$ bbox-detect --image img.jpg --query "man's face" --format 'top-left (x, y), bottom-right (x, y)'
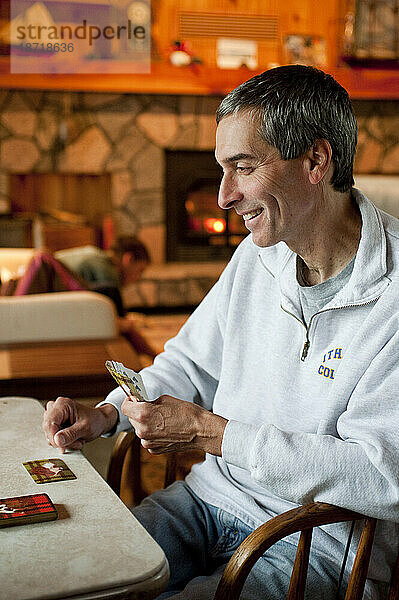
top-left (215, 112), bottom-right (315, 248)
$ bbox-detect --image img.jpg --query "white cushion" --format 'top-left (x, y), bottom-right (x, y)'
top-left (0, 291), bottom-right (118, 343)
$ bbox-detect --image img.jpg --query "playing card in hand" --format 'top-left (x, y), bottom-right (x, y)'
top-left (105, 360), bottom-right (150, 402)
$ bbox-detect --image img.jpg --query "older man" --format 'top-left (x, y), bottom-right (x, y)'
top-left (43, 66), bottom-right (399, 599)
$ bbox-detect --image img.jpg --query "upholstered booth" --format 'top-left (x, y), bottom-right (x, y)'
top-left (0, 249), bottom-right (141, 399)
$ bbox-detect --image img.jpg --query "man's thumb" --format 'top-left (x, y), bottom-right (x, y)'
top-left (54, 424), bottom-right (79, 447)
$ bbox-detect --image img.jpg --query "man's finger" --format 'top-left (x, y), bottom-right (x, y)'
top-left (141, 439), bottom-right (180, 452)
top-left (54, 422), bottom-right (83, 449)
top-left (121, 396), bottom-right (140, 416)
top-left (62, 439), bottom-right (84, 452)
top-left (43, 397), bottom-right (73, 444)
top-left (45, 420), bottom-right (62, 444)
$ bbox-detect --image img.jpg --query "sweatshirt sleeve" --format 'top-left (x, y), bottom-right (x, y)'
top-left (222, 325), bottom-right (399, 521)
top-left (97, 262), bottom-right (231, 436)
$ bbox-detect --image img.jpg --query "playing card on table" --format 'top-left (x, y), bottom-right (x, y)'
top-left (23, 458), bottom-right (77, 484)
top-left (105, 360), bottom-right (150, 402)
top-left (0, 493), bottom-right (57, 528)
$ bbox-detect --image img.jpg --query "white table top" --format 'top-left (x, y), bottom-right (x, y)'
top-left (0, 397), bottom-right (169, 600)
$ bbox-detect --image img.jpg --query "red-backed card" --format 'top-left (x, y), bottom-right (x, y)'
top-left (0, 493), bottom-right (57, 528)
top-left (23, 458), bottom-right (77, 484)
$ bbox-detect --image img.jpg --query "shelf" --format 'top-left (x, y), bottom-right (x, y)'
top-left (0, 60), bottom-right (254, 95)
top-left (333, 64), bottom-right (399, 99)
top-left (0, 59), bottom-right (399, 99)
top-left (341, 55), bottom-right (399, 70)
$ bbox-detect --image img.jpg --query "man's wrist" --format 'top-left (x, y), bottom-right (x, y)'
top-left (98, 404), bottom-right (119, 435)
top-left (198, 410), bottom-right (228, 456)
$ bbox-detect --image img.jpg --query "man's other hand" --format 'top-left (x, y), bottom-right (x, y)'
top-left (121, 395), bottom-right (227, 456)
top-left (42, 397), bottom-right (118, 453)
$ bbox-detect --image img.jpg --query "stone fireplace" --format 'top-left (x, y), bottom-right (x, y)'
top-left (0, 89), bottom-right (399, 305)
top-left (0, 90), bottom-right (229, 305)
top-left (0, 90), bottom-right (222, 266)
top-left (165, 149), bottom-right (247, 262)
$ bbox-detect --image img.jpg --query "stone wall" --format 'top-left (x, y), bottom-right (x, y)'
top-left (0, 89), bottom-right (398, 266)
top-left (0, 90), bottom-right (220, 264)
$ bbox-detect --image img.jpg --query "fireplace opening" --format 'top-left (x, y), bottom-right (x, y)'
top-left (166, 150), bottom-right (247, 262)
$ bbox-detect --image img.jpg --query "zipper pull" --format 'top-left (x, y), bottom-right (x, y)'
top-left (301, 339), bottom-right (310, 361)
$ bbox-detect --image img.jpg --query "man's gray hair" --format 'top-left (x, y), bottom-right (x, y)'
top-left (216, 65), bottom-right (357, 193)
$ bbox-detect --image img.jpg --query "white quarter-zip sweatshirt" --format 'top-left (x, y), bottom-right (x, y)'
top-left (101, 190), bottom-right (399, 589)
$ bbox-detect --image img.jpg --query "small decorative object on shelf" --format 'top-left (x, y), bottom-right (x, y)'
top-left (169, 40), bottom-right (202, 71)
top-left (341, 0), bottom-right (399, 66)
top-left (283, 35), bottom-right (327, 68)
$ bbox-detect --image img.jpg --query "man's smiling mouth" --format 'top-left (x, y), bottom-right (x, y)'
top-left (242, 208), bottom-right (264, 221)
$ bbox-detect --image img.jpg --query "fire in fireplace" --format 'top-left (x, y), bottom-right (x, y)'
top-left (166, 150), bottom-right (247, 262)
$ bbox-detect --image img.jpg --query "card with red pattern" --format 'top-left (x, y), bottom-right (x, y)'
top-left (0, 493), bottom-right (57, 528)
top-left (23, 458), bottom-right (77, 484)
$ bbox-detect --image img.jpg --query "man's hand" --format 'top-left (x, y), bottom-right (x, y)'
top-left (121, 395), bottom-right (227, 456)
top-left (42, 397), bottom-right (118, 453)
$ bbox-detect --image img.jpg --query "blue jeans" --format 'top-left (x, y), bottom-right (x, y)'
top-left (132, 480), bottom-right (358, 600)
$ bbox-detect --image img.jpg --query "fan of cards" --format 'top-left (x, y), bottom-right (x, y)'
top-left (105, 360), bottom-right (150, 402)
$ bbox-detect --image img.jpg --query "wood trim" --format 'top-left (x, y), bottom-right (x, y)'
top-left (0, 62), bottom-right (398, 98)
top-left (0, 373), bottom-right (116, 399)
top-left (0, 337), bottom-right (141, 379)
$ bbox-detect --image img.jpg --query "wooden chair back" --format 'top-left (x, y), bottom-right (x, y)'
top-left (214, 503), bottom-right (399, 600)
top-left (107, 432), bottom-right (399, 600)
top-left (106, 431), bottom-right (197, 504)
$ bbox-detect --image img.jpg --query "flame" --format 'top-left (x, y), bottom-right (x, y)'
top-left (204, 218), bottom-right (226, 233)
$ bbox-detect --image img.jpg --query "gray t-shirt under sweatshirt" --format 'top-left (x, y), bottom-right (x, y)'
top-left (296, 256), bottom-right (356, 326)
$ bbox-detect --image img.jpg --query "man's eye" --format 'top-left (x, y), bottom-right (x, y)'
top-left (236, 165), bottom-right (252, 174)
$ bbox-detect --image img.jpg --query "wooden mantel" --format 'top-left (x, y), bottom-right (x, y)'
top-left (1, 0), bottom-right (399, 99)
top-left (0, 60), bottom-right (399, 98)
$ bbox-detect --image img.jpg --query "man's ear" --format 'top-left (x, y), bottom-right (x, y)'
top-left (304, 139), bottom-right (332, 185)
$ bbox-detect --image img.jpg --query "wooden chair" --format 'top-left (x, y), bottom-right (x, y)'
top-left (106, 430), bottom-right (199, 504)
top-left (107, 431), bottom-right (399, 600)
top-left (214, 502), bottom-right (399, 600)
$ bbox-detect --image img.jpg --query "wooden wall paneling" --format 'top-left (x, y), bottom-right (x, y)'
top-left (35, 223), bottom-right (96, 251)
top-left (0, 0), bottom-right (398, 97)
top-left (10, 174), bottom-right (65, 214)
top-left (155, 0), bottom-right (341, 75)
top-left (62, 174), bottom-right (111, 227)
top-left (38, 174), bottom-right (65, 213)
top-left (9, 174), bottom-right (37, 213)
top-left (157, 0), bottom-right (282, 69)
top-left (9, 173), bottom-right (111, 226)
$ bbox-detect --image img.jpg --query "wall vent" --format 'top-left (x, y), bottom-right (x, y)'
top-left (179, 12), bottom-right (279, 40)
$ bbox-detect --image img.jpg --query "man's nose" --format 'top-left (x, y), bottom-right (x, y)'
top-left (218, 174), bottom-right (243, 210)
